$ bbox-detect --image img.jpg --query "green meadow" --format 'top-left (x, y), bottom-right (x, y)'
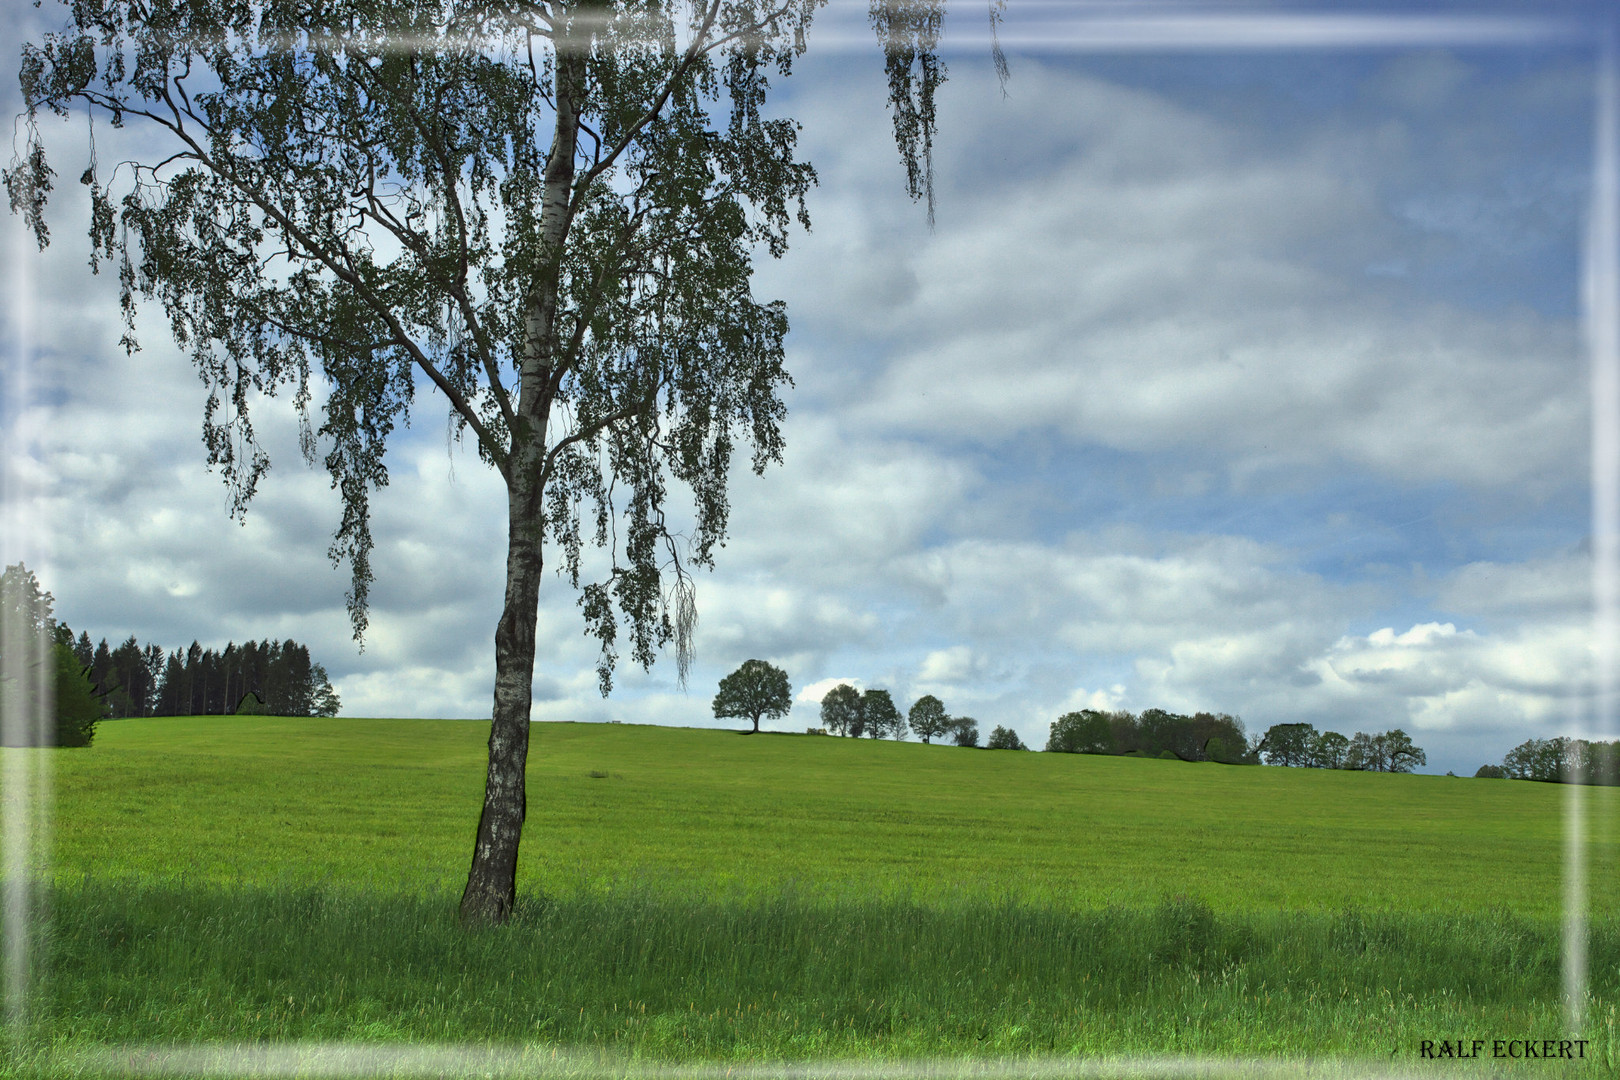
top-left (5, 715), bottom-right (1619, 1077)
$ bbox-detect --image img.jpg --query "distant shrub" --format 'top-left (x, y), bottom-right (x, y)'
top-left (986, 725), bottom-right (1027, 750)
top-left (1475, 764), bottom-right (1506, 779)
top-left (950, 717), bottom-right (979, 748)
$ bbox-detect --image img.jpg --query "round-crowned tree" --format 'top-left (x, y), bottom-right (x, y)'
top-left (712, 660), bottom-right (792, 734)
top-left (908, 694), bottom-right (949, 744)
top-left (820, 684), bottom-right (864, 737)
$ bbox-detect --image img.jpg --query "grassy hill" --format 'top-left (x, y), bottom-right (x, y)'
top-left (43, 715), bottom-right (1618, 916)
top-left (7, 716), bottom-right (1618, 1074)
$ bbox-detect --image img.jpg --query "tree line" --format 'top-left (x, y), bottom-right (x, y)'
top-left (1046, 709), bottom-right (1256, 763)
top-left (1, 563), bottom-right (340, 749)
top-left (57, 625), bottom-right (340, 720)
top-left (1250, 721), bottom-right (1426, 773)
top-left (709, 660), bottom-right (1024, 748)
top-left (710, 661), bottom-right (1442, 772)
top-left (1475, 738), bottom-right (1620, 786)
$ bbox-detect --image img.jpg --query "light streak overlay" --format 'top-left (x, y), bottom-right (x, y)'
top-left (2, 132), bottom-right (51, 1041)
top-left (7, 2), bottom-right (1608, 1075)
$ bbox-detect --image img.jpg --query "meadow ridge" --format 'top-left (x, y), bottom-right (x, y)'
top-left (5, 715), bottom-right (1619, 1076)
top-left (39, 716), bottom-right (1620, 915)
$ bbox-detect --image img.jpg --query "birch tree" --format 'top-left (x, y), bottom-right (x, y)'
top-left (10, 0), bottom-right (959, 923)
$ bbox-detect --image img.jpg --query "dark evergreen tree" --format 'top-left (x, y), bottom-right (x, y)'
top-left (52, 642), bottom-right (103, 746)
top-left (74, 630), bottom-right (94, 669)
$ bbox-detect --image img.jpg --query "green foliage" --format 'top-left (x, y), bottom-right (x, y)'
top-left (859, 688), bottom-right (903, 739)
top-left (907, 693), bottom-right (948, 743)
top-left (1345, 730), bottom-right (1426, 773)
top-left (1260, 723), bottom-right (1315, 767)
top-left (711, 659), bottom-right (792, 732)
top-left (1476, 764), bottom-right (1507, 779)
top-left (1046, 710), bottom-right (1115, 754)
top-left (819, 683), bottom-right (864, 738)
top-left (1308, 730), bottom-right (1350, 769)
top-left (7, 0), bottom-right (814, 680)
top-left (949, 716), bottom-right (979, 747)
top-left (51, 641), bottom-right (103, 747)
top-left (37, 877), bottom-right (1617, 1064)
top-left (1501, 737), bottom-right (1620, 785)
top-left (986, 724), bottom-right (1027, 750)
top-left (235, 691), bottom-right (270, 716)
top-left (1047, 708), bottom-right (1252, 762)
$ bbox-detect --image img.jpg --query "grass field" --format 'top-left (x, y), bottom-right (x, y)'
top-left (5, 715), bottom-right (1619, 1077)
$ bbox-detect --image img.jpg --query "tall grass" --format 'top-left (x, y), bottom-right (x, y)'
top-left (15, 877), bottom-right (1617, 1073)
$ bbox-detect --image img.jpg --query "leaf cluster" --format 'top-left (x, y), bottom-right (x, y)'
top-left (10, 1), bottom-right (822, 687)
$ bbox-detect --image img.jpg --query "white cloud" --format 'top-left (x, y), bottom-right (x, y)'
top-left (2, 32), bottom-right (1597, 781)
top-left (770, 58), bottom-right (1584, 499)
top-left (797, 677), bottom-right (865, 704)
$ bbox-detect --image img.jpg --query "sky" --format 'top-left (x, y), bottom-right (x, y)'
top-left (2, 0), bottom-right (1616, 777)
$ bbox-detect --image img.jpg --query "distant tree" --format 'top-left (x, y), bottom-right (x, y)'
top-left (820, 684), bottom-right (865, 738)
top-left (1, 563), bottom-right (56, 746)
top-left (141, 644), bottom-right (165, 713)
top-left (1259, 723), bottom-right (1316, 767)
top-left (1344, 732), bottom-right (1380, 771)
top-left (0, 563), bottom-right (55, 641)
top-left (908, 694), bottom-right (950, 744)
top-left (950, 717), bottom-right (980, 748)
top-left (102, 635), bottom-right (149, 718)
top-left (1307, 730), bottom-right (1350, 769)
top-left (1503, 737), bottom-right (1562, 782)
top-left (1383, 729), bottom-right (1426, 773)
top-left (73, 630), bottom-right (94, 669)
top-left (311, 664), bottom-right (342, 718)
top-left (1108, 710), bottom-right (1143, 755)
top-left (1474, 764), bottom-right (1506, 779)
top-left (861, 689), bottom-right (904, 739)
top-left (1138, 708), bottom-right (1196, 760)
top-left (1046, 710), bottom-right (1115, 754)
top-left (712, 659), bottom-right (792, 733)
top-left (986, 724), bottom-right (1027, 750)
top-left (1342, 731), bottom-right (1423, 773)
top-left (1192, 712), bottom-right (1252, 763)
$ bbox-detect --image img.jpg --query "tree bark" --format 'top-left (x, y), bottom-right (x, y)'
top-left (458, 32), bottom-right (585, 926)
top-left (459, 475), bottom-right (546, 924)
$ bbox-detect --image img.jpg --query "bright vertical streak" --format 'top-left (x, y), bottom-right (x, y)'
top-left (1, 160), bottom-right (50, 1041)
top-left (1577, 28), bottom-right (1620, 1036)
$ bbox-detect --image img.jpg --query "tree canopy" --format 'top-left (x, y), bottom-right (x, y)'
top-left (712, 659), bottom-right (791, 732)
top-left (860, 688), bottom-right (903, 739)
top-left (985, 724), bottom-right (1026, 750)
top-left (820, 683), bottom-right (864, 738)
top-left (907, 694), bottom-right (948, 743)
